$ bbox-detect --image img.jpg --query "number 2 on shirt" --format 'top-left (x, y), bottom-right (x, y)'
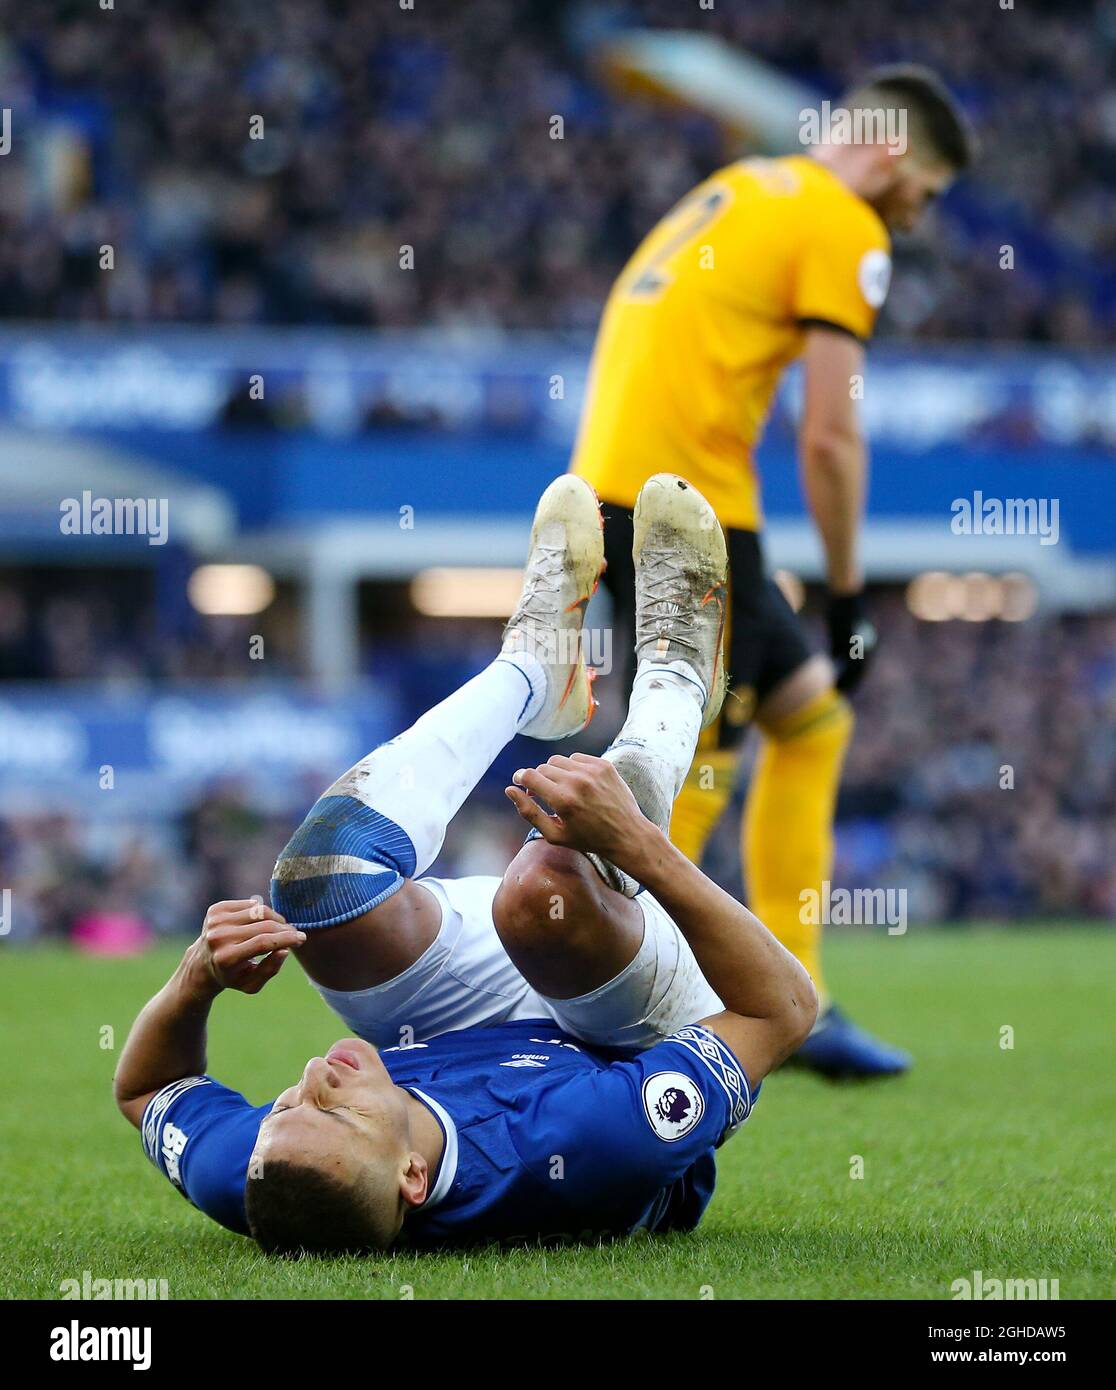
top-left (624, 184), bottom-right (733, 301)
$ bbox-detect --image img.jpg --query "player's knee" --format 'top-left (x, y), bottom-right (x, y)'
top-left (830, 689), bottom-right (854, 744)
top-left (792, 973), bottom-right (820, 1046)
top-left (270, 794), bottom-right (417, 931)
top-left (493, 842), bottom-right (597, 946)
top-left (761, 684), bottom-right (853, 750)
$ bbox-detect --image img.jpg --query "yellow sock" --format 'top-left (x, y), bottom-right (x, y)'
top-left (669, 743), bottom-right (739, 866)
top-left (743, 689), bottom-right (853, 1001)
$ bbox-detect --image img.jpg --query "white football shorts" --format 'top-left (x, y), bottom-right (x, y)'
top-left (313, 873), bottom-right (723, 1054)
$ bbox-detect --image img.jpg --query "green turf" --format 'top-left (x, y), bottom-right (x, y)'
top-left (2, 928), bottom-right (1113, 1300)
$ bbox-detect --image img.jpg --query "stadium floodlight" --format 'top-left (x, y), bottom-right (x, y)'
top-left (188, 563), bottom-right (276, 616)
top-left (905, 570), bottom-right (1038, 623)
top-left (411, 567), bottom-right (525, 619)
top-left (999, 572), bottom-right (1039, 622)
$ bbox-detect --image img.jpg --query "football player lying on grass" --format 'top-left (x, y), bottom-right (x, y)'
top-left (115, 476), bottom-right (816, 1251)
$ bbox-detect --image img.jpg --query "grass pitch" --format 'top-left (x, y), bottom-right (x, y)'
top-left (2, 928), bottom-right (1112, 1300)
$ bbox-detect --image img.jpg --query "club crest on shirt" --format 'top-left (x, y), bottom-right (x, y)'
top-left (642, 1072), bottom-right (704, 1141)
top-left (858, 248), bottom-right (892, 309)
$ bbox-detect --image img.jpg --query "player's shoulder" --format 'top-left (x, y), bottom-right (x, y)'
top-left (620, 1023), bottom-right (754, 1130)
top-left (141, 1075), bottom-right (219, 1165)
top-left (139, 1074), bottom-right (268, 1236)
top-left (797, 156), bottom-right (890, 248)
top-left (712, 156), bottom-right (887, 243)
top-left (712, 154), bottom-right (792, 182)
top-left (560, 1023), bottom-right (757, 1151)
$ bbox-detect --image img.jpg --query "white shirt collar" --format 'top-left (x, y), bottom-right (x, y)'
top-left (407, 1087), bottom-right (458, 1210)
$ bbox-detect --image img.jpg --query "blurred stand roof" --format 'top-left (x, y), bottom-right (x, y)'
top-left (0, 429), bottom-right (235, 558)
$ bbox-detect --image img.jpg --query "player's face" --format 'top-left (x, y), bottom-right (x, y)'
top-left (268, 1036), bottom-right (400, 1113)
top-left (875, 153), bottom-right (954, 232)
top-left (254, 1038), bottom-right (414, 1198)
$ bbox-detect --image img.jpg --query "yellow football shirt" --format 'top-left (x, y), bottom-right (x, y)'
top-left (570, 155), bottom-right (891, 532)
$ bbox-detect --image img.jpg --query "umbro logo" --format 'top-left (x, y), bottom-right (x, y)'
top-left (500, 1053), bottom-right (550, 1068)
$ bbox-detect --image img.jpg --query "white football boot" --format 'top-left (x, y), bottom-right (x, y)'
top-left (632, 473), bottom-right (728, 728)
top-left (501, 475), bottom-right (605, 740)
top-left (586, 473), bottom-right (729, 896)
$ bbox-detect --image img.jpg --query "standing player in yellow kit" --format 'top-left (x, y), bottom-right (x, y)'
top-left (572, 67), bottom-right (974, 1077)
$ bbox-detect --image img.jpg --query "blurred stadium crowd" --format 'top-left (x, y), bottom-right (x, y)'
top-left (2, 582), bottom-right (1114, 941)
top-left (0, 578), bottom-right (301, 682)
top-left (0, 0), bottom-right (1112, 343)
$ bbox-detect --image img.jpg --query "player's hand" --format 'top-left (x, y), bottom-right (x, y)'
top-left (826, 590), bottom-right (878, 694)
top-left (505, 753), bottom-right (647, 862)
top-left (191, 899), bottom-right (306, 995)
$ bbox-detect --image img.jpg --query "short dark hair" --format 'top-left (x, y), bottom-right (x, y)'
top-left (845, 65), bottom-right (977, 170)
top-left (245, 1159), bottom-right (398, 1256)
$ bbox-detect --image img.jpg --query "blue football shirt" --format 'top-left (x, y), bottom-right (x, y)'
top-left (141, 1019), bottom-right (756, 1245)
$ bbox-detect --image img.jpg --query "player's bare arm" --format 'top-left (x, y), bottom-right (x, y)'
top-left (799, 325), bottom-right (881, 693)
top-left (113, 902), bottom-right (305, 1128)
top-left (800, 325), bottom-right (868, 597)
top-left (507, 753), bottom-right (817, 1081)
